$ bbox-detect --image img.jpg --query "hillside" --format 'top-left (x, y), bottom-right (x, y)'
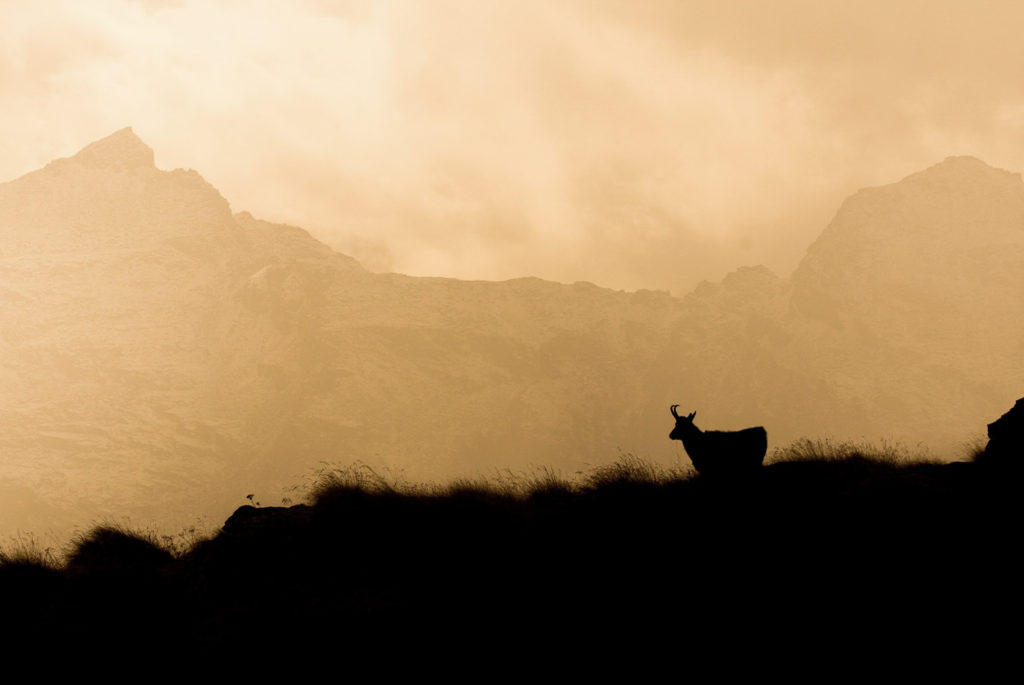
top-left (1, 451), bottom-right (1018, 665)
top-left (2, 130), bottom-right (1023, 540)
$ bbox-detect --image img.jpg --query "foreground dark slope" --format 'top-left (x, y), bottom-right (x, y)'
top-left (2, 453), bottom-right (1019, 660)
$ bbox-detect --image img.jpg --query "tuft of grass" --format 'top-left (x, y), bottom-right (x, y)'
top-left (470, 465), bottom-right (573, 499)
top-left (65, 523), bottom-right (174, 575)
top-left (0, 532), bottom-right (62, 570)
top-left (307, 461), bottom-right (416, 504)
top-left (584, 452), bottom-right (688, 488)
top-left (961, 436), bottom-right (988, 463)
top-left (520, 465), bottom-right (575, 501)
top-left (436, 465), bottom-right (578, 502)
top-left (440, 476), bottom-right (500, 499)
top-left (160, 523), bottom-right (214, 559)
top-left (768, 437), bottom-right (932, 466)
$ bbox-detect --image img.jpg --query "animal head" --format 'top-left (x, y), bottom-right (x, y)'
top-left (669, 404), bottom-right (697, 440)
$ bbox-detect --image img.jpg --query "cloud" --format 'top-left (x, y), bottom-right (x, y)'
top-left (3, 0), bottom-right (1024, 292)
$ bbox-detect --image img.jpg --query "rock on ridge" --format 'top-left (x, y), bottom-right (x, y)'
top-left (981, 397), bottom-right (1024, 469)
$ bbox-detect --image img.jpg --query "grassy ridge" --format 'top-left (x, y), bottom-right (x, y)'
top-left (1, 443), bottom-right (1019, 664)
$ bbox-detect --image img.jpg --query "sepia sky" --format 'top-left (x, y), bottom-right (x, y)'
top-left (3, 0), bottom-right (1024, 293)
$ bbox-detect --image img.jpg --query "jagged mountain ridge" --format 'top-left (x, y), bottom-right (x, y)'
top-left (1, 131), bottom-right (1021, 539)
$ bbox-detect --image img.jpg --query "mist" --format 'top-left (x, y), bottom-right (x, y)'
top-left (4, 0), bottom-right (1024, 293)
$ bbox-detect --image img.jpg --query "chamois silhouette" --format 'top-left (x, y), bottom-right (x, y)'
top-left (669, 405), bottom-right (767, 476)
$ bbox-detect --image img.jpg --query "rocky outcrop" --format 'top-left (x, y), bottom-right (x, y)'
top-left (981, 397), bottom-right (1024, 468)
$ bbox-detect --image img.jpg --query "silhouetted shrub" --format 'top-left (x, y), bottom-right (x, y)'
top-left (65, 525), bottom-right (174, 577)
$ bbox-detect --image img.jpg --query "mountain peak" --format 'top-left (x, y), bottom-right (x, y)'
top-left (71, 127), bottom-right (155, 170)
top-left (901, 155), bottom-right (1021, 188)
top-left (792, 154), bottom-right (1024, 329)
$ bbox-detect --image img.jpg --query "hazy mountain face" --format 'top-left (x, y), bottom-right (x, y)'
top-left (0, 129), bottom-right (361, 535)
top-left (790, 156), bottom-right (1024, 444)
top-left (1, 131), bottom-right (1021, 541)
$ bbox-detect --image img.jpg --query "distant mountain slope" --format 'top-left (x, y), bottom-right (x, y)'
top-left (2, 131), bottom-right (1022, 539)
top-left (790, 156), bottom-right (1024, 445)
top-left (0, 129), bottom-right (686, 536)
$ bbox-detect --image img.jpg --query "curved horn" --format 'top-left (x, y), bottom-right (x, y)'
top-left (670, 404), bottom-right (680, 418)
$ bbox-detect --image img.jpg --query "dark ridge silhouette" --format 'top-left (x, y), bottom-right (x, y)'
top-left (0, 447), bottom-right (1019, 666)
top-left (669, 405), bottom-right (767, 475)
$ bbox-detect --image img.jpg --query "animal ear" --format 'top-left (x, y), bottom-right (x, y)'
top-left (688, 411), bottom-right (696, 421)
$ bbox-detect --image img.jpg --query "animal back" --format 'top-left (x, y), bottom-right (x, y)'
top-left (694, 426), bottom-right (767, 474)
